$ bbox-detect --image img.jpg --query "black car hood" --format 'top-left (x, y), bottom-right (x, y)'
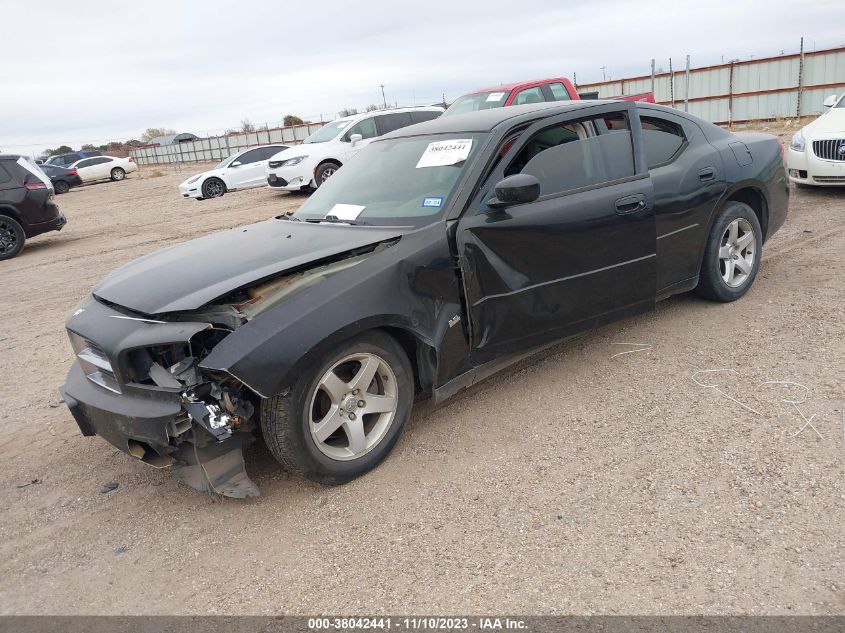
top-left (94, 219), bottom-right (406, 314)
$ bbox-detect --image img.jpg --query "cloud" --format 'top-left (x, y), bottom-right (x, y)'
top-left (1, 0), bottom-right (843, 155)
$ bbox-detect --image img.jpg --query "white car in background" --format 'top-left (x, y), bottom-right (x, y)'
top-left (68, 155), bottom-right (138, 183)
top-left (787, 93), bottom-right (845, 186)
top-left (178, 144), bottom-right (288, 200)
top-left (265, 106), bottom-right (443, 191)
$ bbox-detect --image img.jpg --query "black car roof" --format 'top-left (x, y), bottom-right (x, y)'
top-left (383, 100), bottom-right (708, 138)
top-left (0, 154), bottom-right (22, 160)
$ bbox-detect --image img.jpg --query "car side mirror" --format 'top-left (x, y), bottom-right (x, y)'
top-left (487, 174), bottom-right (540, 209)
top-left (823, 94), bottom-right (838, 108)
top-left (230, 161), bottom-right (242, 167)
top-left (349, 133), bottom-right (363, 146)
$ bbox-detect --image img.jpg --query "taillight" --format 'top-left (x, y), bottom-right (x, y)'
top-left (25, 181), bottom-right (47, 190)
top-left (128, 157), bottom-right (135, 162)
top-left (68, 169), bottom-right (78, 175)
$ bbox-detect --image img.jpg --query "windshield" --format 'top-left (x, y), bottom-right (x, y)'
top-left (291, 133), bottom-right (484, 227)
top-left (444, 91), bottom-right (509, 116)
top-left (303, 119), bottom-right (351, 144)
top-left (835, 95), bottom-right (845, 108)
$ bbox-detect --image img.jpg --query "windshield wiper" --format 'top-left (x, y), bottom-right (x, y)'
top-left (304, 217), bottom-right (365, 226)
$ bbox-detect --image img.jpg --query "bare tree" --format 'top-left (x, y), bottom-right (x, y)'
top-left (338, 107), bottom-right (358, 117)
top-left (240, 118), bottom-right (256, 133)
top-left (140, 127), bottom-right (178, 143)
top-left (365, 104), bottom-right (379, 112)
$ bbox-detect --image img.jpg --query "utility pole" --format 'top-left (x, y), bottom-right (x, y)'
top-left (380, 84), bottom-right (387, 108)
top-left (600, 66), bottom-right (607, 81)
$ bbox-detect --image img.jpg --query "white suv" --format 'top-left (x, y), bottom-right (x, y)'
top-left (265, 106), bottom-right (443, 191)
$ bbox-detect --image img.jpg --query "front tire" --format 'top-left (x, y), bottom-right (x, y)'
top-left (54, 180), bottom-right (70, 194)
top-left (261, 331), bottom-right (413, 484)
top-left (0, 215), bottom-right (26, 260)
top-left (110, 167), bottom-right (126, 181)
top-left (202, 177), bottom-right (226, 199)
top-left (695, 201), bottom-right (762, 302)
top-left (314, 161), bottom-right (341, 187)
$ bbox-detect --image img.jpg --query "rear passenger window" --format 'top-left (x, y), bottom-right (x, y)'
top-left (410, 110), bottom-right (441, 124)
top-left (548, 83), bottom-right (570, 101)
top-left (513, 87), bottom-right (544, 105)
top-left (76, 158), bottom-right (96, 168)
top-left (641, 116), bottom-right (686, 168)
top-left (505, 112), bottom-right (634, 196)
top-left (375, 112), bottom-right (413, 135)
top-left (0, 163), bottom-right (11, 184)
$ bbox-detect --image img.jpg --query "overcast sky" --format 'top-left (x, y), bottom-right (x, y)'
top-left (1, 0), bottom-right (843, 156)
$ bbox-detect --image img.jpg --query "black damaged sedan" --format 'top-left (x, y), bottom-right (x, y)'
top-left (60, 101), bottom-right (788, 496)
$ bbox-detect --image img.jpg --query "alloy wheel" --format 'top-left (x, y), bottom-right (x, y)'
top-left (308, 353), bottom-right (398, 461)
top-left (320, 167), bottom-right (336, 182)
top-left (719, 218), bottom-right (756, 288)
top-left (205, 180), bottom-right (224, 197)
top-left (0, 220), bottom-right (18, 255)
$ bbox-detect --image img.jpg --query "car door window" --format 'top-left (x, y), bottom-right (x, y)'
top-left (505, 112), bottom-right (635, 196)
top-left (76, 158), bottom-right (97, 168)
top-left (91, 157), bottom-right (111, 166)
top-left (234, 149), bottom-right (263, 165)
top-left (374, 112), bottom-right (413, 136)
top-left (345, 117), bottom-right (378, 140)
top-left (0, 162), bottom-right (12, 184)
top-left (640, 116), bottom-right (687, 168)
top-left (513, 87), bottom-right (545, 105)
top-left (260, 146), bottom-right (285, 160)
top-left (410, 110), bottom-right (441, 124)
top-left (548, 82), bottom-right (571, 101)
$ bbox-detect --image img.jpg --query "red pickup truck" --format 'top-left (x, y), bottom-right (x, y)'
top-left (443, 76), bottom-right (654, 116)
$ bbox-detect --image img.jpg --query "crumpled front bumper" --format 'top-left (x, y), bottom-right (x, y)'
top-left (60, 362), bottom-right (182, 460)
top-left (58, 296), bottom-right (259, 497)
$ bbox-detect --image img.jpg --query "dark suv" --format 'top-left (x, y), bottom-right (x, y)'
top-left (0, 155), bottom-right (66, 260)
top-left (44, 150), bottom-right (102, 167)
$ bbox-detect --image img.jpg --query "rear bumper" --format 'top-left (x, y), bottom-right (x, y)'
top-left (25, 210), bottom-right (66, 238)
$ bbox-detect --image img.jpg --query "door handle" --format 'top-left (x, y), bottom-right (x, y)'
top-left (698, 167), bottom-right (716, 181)
top-left (615, 194), bottom-right (646, 214)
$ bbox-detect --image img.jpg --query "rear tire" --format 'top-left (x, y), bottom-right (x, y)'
top-left (110, 167), bottom-right (125, 181)
top-left (54, 180), bottom-right (70, 194)
top-left (695, 201), bottom-right (762, 302)
top-left (202, 177), bottom-right (226, 199)
top-left (261, 331), bottom-right (413, 485)
top-left (0, 215), bottom-right (25, 260)
top-left (314, 161), bottom-right (341, 187)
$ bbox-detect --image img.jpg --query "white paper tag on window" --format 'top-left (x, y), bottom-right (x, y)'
top-left (326, 204), bottom-right (365, 220)
top-left (416, 139), bottom-right (473, 168)
top-left (486, 92), bottom-right (505, 102)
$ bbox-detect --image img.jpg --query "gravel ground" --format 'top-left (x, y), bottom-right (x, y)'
top-left (0, 152), bottom-right (843, 615)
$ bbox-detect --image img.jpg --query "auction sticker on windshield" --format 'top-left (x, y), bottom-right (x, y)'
top-left (416, 139), bottom-right (473, 168)
top-left (326, 204), bottom-right (365, 220)
top-left (421, 196), bottom-right (444, 208)
top-left (486, 92), bottom-right (505, 102)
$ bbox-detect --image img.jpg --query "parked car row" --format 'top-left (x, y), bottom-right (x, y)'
top-left (65, 99), bottom-right (789, 497)
top-left (178, 76), bottom-right (663, 202)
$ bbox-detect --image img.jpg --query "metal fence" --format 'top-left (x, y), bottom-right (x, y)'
top-left (130, 122), bottom-right (326, 165)
top-left (575, 45), bottom-right (845, 125)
